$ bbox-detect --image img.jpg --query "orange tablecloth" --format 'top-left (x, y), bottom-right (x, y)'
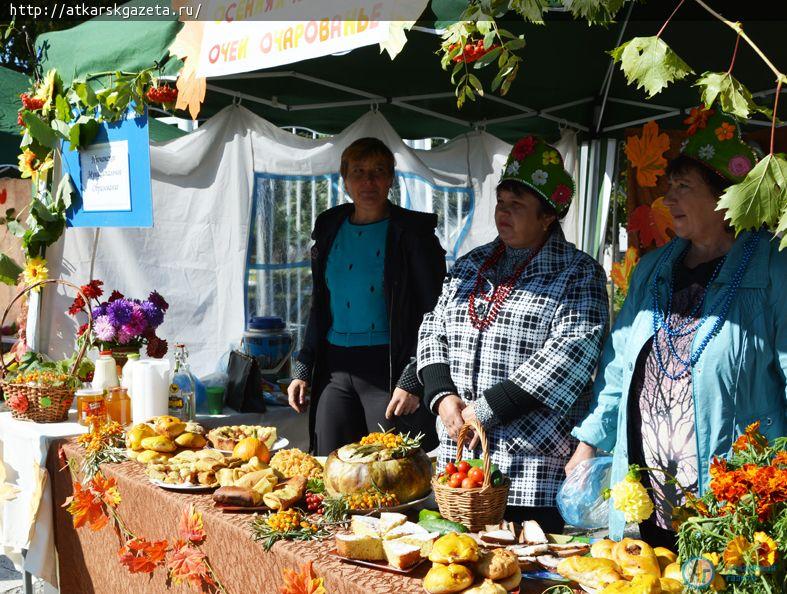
top-left (47, 439), bottom-right (558, 594)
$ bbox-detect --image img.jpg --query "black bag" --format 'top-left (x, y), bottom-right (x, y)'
top-left (224, 350), bottom-right (267, 413)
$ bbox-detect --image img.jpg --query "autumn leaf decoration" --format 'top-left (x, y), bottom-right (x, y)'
top-left (280, 561), bottom-right (326, 594)
top-left (628, 196), bottom-right (674, 248)
top-left (168, 20), bottom-right (206, 120)
top-left (611, 247), bottom-right (640, 297)
top-left (625, 120), bottom-right (670, 188)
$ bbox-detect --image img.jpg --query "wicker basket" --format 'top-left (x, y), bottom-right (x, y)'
top-left (0, 279), bottom-right (92, 423)
top-left (432, 418), bottom-right (509, 532)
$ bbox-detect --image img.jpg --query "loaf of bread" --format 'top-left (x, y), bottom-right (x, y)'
top-left (212, 486), bottom-right (262, 507)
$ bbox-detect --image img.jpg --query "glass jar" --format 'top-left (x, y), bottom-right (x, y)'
top-left (106, 386), bottom-right (132, 426)
top-left (76, 388), bottom-right (107, 427)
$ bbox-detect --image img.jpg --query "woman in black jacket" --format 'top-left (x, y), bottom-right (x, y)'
top-left (287, 137), bottom-right (445, 455)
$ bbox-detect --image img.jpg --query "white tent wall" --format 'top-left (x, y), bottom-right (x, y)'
top-left (38, 105), bottom-right (590, 376)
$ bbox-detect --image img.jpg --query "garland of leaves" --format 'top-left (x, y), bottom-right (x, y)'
top-left (438, 0), bottom-right (787, 247)
top-left (5, 65), bottom-right (177, 270)
top-left (62, 422), bottom-right (229, 593)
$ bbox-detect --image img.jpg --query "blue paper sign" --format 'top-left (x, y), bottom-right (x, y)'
top-left (62, 107), bottom-right (153, 228)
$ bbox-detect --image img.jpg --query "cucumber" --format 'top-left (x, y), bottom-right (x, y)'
top-left (418, 517), bottom-right (469, 535)
top-left (418, 509), bottom-right (443, 522)
top-left (466, 458), bottom-right (505, 487)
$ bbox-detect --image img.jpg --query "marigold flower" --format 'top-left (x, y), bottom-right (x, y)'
top-left (610, 475), bottom-right (654, 523)
top-left (754, 532), bottom-right (778, 567)
top-left (723, 535), bottom-right (751, 567)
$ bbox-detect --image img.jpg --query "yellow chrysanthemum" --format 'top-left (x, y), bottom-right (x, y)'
top-left (754, 532), bottom-right (778, 567)
top-left (723, 535), bottom-right (750, 567)
top-left (610, 475), bottom-right (654, 523)
top-left (22, 257), bottom-right (48, 290)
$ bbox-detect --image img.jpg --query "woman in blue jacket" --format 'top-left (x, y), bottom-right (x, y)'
top-left (568, 108), bottom-right (787, 548)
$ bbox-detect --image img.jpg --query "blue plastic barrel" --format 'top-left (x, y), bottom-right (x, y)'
top-left (243, 316), bottom-right (293, 373)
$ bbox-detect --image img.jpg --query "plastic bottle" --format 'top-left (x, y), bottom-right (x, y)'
top-left (121, 352), bottom-right (140, 392)
top-left (92, 350), bottom-right (119, 393)
top-left (169, 343), bottom-right (196, 421)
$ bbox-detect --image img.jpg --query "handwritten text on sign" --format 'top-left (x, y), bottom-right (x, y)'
top-left (79, 141), bottom-right (131, 212)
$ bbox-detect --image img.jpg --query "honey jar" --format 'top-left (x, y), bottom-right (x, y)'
top-left (75, 388), bottom-right (106, 426)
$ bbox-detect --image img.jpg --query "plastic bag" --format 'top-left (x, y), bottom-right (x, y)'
top-left (557, 455), bottom-right (613, 529)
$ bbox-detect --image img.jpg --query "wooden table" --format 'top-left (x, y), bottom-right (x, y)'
top-left (47, 439), bottom-right (561, 594)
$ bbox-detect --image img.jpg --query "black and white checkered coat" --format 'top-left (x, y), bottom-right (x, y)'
top-left (417, 228), bottom-right (609, 507)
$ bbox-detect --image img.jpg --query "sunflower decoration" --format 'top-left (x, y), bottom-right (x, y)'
top-left (22, 257), bottom-right (49, 290)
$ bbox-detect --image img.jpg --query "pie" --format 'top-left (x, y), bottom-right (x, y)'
top-left (207, 425), bottom-right (277, 451)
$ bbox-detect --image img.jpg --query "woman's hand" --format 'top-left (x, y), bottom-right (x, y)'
top-left (437, 395), bottom-right (466, 440)
top-left (287, 379), bottom-right (309, 413)
top-left (385, 388), bottom-right (420, 419)
top-left (565, 441), bottom-right (597, 477)
top-left (460, 404), bottom-right (480, 449)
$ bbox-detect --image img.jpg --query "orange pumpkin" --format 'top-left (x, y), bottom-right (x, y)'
top-left (232, 437), bottom-right (270, 463)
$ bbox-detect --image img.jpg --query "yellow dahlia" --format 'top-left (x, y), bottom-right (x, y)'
top-left (610, 475), bottom-right (654, 523)
top-left (22, 257), bottom-right (48, 290)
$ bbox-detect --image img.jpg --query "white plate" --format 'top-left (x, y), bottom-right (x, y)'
top-left (348, 492), bottom-right (432, 514)
top-left (149, 478), bottom-right (218, 492)
top-left (214, 436), bottom-right (289, 455)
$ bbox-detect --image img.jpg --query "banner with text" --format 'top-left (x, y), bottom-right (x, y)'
top-left (196, 0), bottom-right (429, 78)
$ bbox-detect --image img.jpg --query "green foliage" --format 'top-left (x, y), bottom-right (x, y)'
top-left (563, 0), bottom-right (627, 25)
top-left (0, 253), bottom-right (23, 286)
top-left (717, 154), bottom-right (787, 236)
top-left (610, 36), bottom-right (694, 98)
top-left (695, 71), bottom-right (773, 120)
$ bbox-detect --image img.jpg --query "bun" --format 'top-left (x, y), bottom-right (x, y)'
top-left (429, 533), bottom-right (479, 564)
top-left (423, 563), bottom-right (474, 594)
top-left (473, 548), bottom-right (518, 580)
top-left (212, 486), bottom-right (262, 507)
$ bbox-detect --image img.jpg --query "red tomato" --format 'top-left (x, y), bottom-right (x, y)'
top-left (457, 460), bottom-right (471, 474)
top-left (468, 467), bottom-right (484, 483)
top-left (461, 477), bottom-right (477, 489)
top-left (452, 471), bottom-right (467, 483)
top-left (445, 462), bottom-right (457, 475)
top-left (448, 474), bottom-right (463, 488)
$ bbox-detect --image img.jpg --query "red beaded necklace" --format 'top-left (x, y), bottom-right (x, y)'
top-left (468, 241), bottom-right (543, 331)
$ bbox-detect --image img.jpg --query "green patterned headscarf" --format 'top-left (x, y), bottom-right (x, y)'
top-left (681, 106), bottom-right (758, 183)
top-left (499, 136), bottom-right (575, 218)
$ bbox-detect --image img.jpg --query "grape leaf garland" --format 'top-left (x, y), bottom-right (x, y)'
top-left (695, 71), bottom-right (773, 120)
top-left (717, 153), bottom-right (787, 234)
top-left (610, 36), bottom-right (694, 98)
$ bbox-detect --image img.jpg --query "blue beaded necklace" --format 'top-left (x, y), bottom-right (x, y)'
top-left (650, 233), bottom-right (760, 380)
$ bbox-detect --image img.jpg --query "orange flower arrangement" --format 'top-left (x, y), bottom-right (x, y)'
top-left (677, 422), bottom-right (787, 590)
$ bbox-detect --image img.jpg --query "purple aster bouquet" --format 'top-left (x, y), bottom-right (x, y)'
top-left (67, 280), bottom-right (169, 358)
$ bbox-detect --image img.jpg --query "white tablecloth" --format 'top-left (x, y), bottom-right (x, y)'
top-left (0, 404), bottom-right (308, 588)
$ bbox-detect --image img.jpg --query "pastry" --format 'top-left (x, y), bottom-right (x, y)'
top-left (393, 532), bottom-right (439, 557)
top-left (350, 516), bottom-right (381, 538)
top-left (654, 546), bottom-right (677, 572)
top-left (270, 448), bottom-right (323, 479)
top-left (473, 548), bottom-right (519, 580)
top-left (382, 540), bottom-right (421, 569)
top-left (262, 476), bottom-right (306, 510)
top-left (136, 450), bottom-right (173, 464)
top-left (335, 533), bottom-right (385, 562)
top-left (213, 486), bottom-right (262, 507)
top-left (379, 512), bottom-right (408, 534)
top-left (662, 562), bottom-right (683, 582)
top-left (383, 522), bottom-right (428, 540)
top-left (140, 435), bottom-right (177, 453)
top-left (591, 539), bottom-right (616, 561)
top-left (659, 577), bottom-right (685, 594)
top-left (612, 538), bottom-right (661, 578)
top-left (423, 563), bottom-right (474, 594)
top-left (600, 574), bottom-right (661, 594)
top-left (460, 579), bottom-right (506, 594)
top-left (207, 425), bottom-right (277, 451)
top-left (174, 432), bottom-right (207, 449)
top-left (154, 416), bottom-right (187, 439)
top-left (496, 568), bottom-right (522, 591)
top-left (126, 423), bottom-right (156, 450)
top-left (429, 533), bottom-right (479, 564)
top-left (556, 556), bottom-right (624, 589)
